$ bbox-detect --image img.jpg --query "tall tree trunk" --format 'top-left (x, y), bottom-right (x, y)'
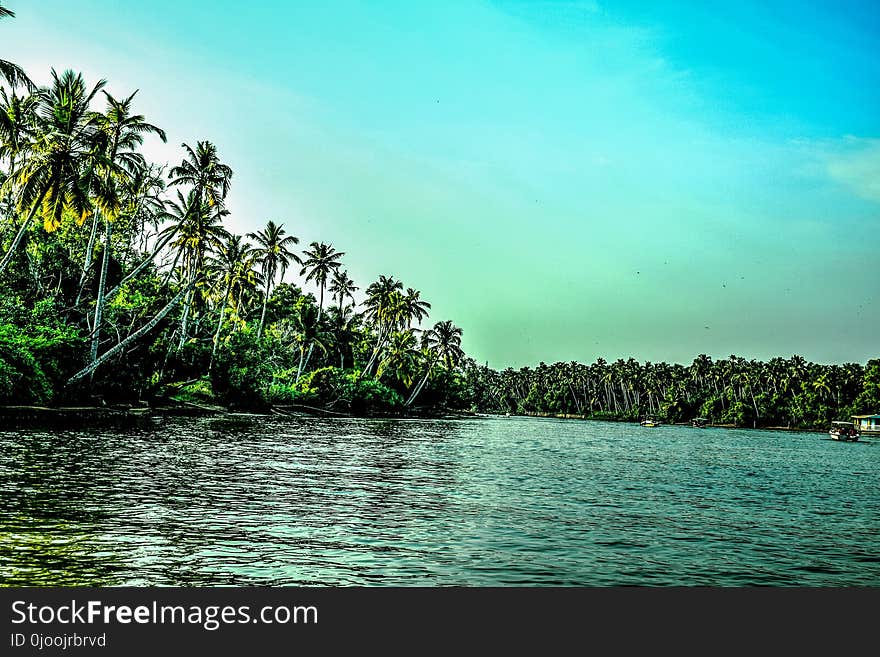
top-left (104, 229), bottom-right (176, 300)
top-left (68, 281), bottom-right (195, 385)
top-left (361, 324), bottom-right (387, 379)
top-left (299, 285), bottom-right (324, 378)
top-left (257, 283), bottom-right (270, 340)
top-left (90, 217), bottom-right (112, 364)
top-left (76, 211), bottom-right (101, 307)
top-left (1, 154), bottom-right (16, 232)
top-left (178, 282), bottom-right (193, 350)
top-left (210, 284), bottom-right (232, 366)
top-left (294, 345), bottom-right (306, 383)
top-left (406, 356), bottom-right (437, 407)
top-left (0, 187), bottom-right (48, 275)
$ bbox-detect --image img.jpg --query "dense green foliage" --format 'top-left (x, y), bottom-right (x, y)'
top-left (0, 7), bottom-right (467, 415)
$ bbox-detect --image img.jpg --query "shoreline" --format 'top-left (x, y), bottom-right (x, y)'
top-left (0, 404), bottom-right (853, 435)
top-left (0, 403), bottom-right (478, 428)
top-left (509, 410), bottom-right (835, 434)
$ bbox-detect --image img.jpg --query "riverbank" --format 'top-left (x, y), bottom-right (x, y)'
top-left (0, 404), bottom-right (835, 433)
top-left (513, 410), bottom-right (830, 434)
top-left (0, 401), bottom-right (478, 429)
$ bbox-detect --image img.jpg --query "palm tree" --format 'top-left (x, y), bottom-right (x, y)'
top-left (67, 276), bottom-right (198, 384)
top-left (168, 140), bottom-right (232, 209)
top-left (0, 70), bottom-right (106, 275)
top-left (329, 269), bottom-right (358, 314)
top-left (299, 241), bottom-right (344, 321)
top-left (0, 4), bottom-right (34, 91)
top-left (247, 220), bottom-right (300, 339)
top-left (402, 287), bottom-right (431, 328)
top-left (361, 275), bottom-right (405, 377)
top-left (157, 188), bottom-right (230, 348)
top-left (209, 233), bottom-right (256, 363)
top-left (406, 320), bottom-right (463, 406)
top-left (287, 302), bottom-right (330, 383)
top-left (327, 303), bottom-right (360, 369)
top-left (0, 88), bottom-right (37, 225)
top-left (88, 90), bottom-right (166, 363)
top-left (123, 163), bottom-right (167, 251)
top-left (298, 241), bottom-right (344, 375)
top-left (101, 164), bottom-right (170, 301)
top-left (377, 330), bottom-right (420, 386)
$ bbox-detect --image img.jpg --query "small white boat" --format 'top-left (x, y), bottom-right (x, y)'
top-left (829, 421), bottom-right (859, 442)
top-left (640, 416), bottom-right (662, 427)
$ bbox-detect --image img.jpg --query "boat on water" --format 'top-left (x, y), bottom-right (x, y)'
top-left (640, 416), bottom-right (662, 427)
top-left (829, 421), bottom-right (860, 442)
top-left (691, 417), bottom-right (708, 428)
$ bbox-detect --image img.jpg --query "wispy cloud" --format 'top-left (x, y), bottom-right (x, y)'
top-left (824, 137), bottom-right (880, 202)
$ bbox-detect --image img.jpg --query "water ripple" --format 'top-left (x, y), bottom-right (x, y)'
top-left (1, 417), bottom-right (878, 586)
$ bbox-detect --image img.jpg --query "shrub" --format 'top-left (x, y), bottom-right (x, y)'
top-left (0, 322), bottom-right (84, 404)
top-left (211, 329), bottom-right (271, 409)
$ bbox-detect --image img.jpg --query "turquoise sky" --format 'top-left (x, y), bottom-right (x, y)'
top-left (4, 0), bottom-right (879, 367)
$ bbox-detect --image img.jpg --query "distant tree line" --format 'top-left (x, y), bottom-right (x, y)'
top-left (463, 355), bottom-right (880, 429)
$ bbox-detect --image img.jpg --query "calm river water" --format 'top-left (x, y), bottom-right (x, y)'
top-left (1, 415), bottom-right (878, 586)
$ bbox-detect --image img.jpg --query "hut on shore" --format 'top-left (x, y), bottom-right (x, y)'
top-left (851, 413), bottom-right (880, 435)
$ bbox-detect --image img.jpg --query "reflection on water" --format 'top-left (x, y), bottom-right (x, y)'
top-left (1, 415), bottom-right (878, 586)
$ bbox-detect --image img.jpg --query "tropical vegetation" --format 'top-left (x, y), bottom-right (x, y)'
top-left (0, 5), bottom-right (468, 415)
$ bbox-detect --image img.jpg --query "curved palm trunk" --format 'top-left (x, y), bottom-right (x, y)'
top-left (1, 155), bottom-right (17, 239)
top-left (210, 284), bottom-right (232, 366)
top-left (75, 211), bottom-right (101, 308)
top-left (105, 229), bottom-right (176, 300)
top-left (89, 217), bottom-right (112, 364)
top-left (0, 187), bottom-right (48, 275)
top-left (177, 260), bottom-right (197, 351)
top-left (68, 280), bottom-right (195, 385)
top-left (361, 326), bottom-right (388, 380)
top-left (177, 289), bottom-right (192, 350)
top-left (257, 282), bottom-right (271, 340)
top-left (300, 285), bottom-right (324, 376)
top-left (294, 344), bottom-right (306, 384)
top-left (405, 356), bottom-right (437, 407)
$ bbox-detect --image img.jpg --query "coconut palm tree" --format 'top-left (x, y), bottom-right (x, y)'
top-left (0, 70), bottom-right (106, 275)
top-left (299, 242), bottom-right (344, 321)
top-left (377, 330), bottom-right (420, 387)
top-left (361, 275), bottom-right (405, 377)
top-left (168, 140), bottom-right (232, 210)
top-left (402, 287), bottom-right (431, 328)
top-left (288, 301), bottom-right (330, 383)
top-left (88, 90), bottom-right (166, 363)
top-left (329, 268), bottom-right (358, 314)
top-left (157, 188), bottom-right (230, 348)
top-left (327, 303), bottom-right (360, 370)
top-left (406, 320), bottom-right (463, 406)
top-left (247, 220), bottom-right (300, 339)
top-left (298, 241), bottom-right (344, 375)
top-left (67, 278), bottom-right (198, 384)
top-left (209, 233), bottom-right (256, 363)
top-left (101, 164), bottom-right (169, 301)
top-left (0, 88), bottom-right (37, 224)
